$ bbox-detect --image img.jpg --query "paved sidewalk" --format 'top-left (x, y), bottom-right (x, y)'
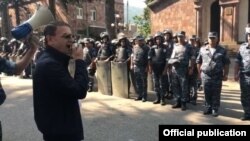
top-left (0, 76), bottom-right (249, 141)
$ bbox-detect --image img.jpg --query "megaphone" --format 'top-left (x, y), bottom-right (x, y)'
top-left (11, 5), bottom-right (55, 40)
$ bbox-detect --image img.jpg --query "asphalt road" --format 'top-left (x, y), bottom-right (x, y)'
top-left (0, 75), bottom-right (249, 141)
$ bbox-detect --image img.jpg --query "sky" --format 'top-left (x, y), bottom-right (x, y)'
top-left (123, 0), bottom-right (147, 8)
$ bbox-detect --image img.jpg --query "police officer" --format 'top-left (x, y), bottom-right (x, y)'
top-left (188, 35), bottom-right (199, 105)
top-left (131, 35), bottom-right (149, 102)
top-left (172, 33), bottom-right (178, 43)
top-left (148, 32), bottom-right (169, 105)
top-left (146, 36), bottom-right (154, 48)
top-left (96, 32), bottom-right (115, 61)
top-left (114, 33), bottom-right (132, 93)
top-left (168, 31), bottom-right (195, 111)
top-left (114, 33), bottom-right (132, 63)
top-left (163, 29), bottom-right (174, 99)
top-left (194, 38), bottom-right (203, 91)
top-left (80, 38), bottom-right (97, 92)
top-left (197, 32), bottom-right (230, 117)
top-left (234, 27), bottom-right (250, 120)
top-left (146, 35), bottom-right (155, 92)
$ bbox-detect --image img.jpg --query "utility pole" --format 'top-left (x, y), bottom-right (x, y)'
top-left (127, 0), bottom-right (129, 25)
top-left (126, 0), bottom-right (129, 34)
top-left (85, 0), bottom-right (89, 37)
top-left (14, 0), bottom-right (20, 25)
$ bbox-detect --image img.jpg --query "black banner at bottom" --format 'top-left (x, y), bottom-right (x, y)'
top-left (159, 125), bottom-right (250, 140)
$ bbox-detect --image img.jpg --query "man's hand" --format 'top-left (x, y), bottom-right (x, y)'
top-left (130, 65), bottom-right (134, 70)
top-left (25, 34), bottom-right (39, 50)
top-left (72, 43), bottom-right (83, 60)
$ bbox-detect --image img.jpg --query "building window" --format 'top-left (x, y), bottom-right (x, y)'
top-left (77, 7), bottom-right (83, 19)
top-left (90, 9), bottom-right (96, 21)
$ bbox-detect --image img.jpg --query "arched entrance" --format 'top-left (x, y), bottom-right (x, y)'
top-left (210, 0), bottom-right (221, 38)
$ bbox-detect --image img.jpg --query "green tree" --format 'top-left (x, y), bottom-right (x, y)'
top-left (132, 0), bottom-right (153, 37)
top-left (133, 15), bottom-right (150, 37)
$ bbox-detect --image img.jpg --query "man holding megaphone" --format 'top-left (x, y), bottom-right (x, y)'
top-left (32, 21), bottom-right (89, 141)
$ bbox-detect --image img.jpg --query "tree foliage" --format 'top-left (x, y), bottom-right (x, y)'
top-left (132, 0), bottom-right (153, 37)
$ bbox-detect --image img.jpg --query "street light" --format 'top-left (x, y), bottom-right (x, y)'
top-left (111, 14), bottom-right (124, 36)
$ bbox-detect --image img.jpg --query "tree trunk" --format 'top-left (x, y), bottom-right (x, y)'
top-left (105, 0), bottom-right (115, 39)
top-left (49, 0), bottom-right (56, 19)
top-left (0, 4), bottom-right (11, 38)
top-left (14, 1), bottom-right (20, 25)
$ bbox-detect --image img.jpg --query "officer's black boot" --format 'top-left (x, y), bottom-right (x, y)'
top-left (181, 102), bottom-right (187, 111)
top-left (135, 96), bottom-right (142, 101)
top-left (212, 109), bottom-right (219, 117)
top-left (160, 94), bottom-right (166, 106)
top-left (153, 93), bottom-right (160, 104)
top-left (161, 99), bottom-right (166, 106)
top-left (172, 102), bottom-right (181, 108)
top-left (241, 115), bottom-right (250, 121)
top-left (203, 108), bottom-right (212, 115)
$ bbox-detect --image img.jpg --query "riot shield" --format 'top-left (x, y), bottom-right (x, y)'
top-left (96, 61), bottom-right (112, 95)
top-left (111, 61), bottom-right (129, 98)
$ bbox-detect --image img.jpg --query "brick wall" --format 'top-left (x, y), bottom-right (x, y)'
top-left (150, 0), bottom-right (197, 38)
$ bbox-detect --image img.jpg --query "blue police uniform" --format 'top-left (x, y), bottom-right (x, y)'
top-left (163, 40), bottom-right (174, 98)
top-left (235, 42), bottom-right (250, 120)
top-left (197, 44), bottom-right (230, 116)
top-left (188, 45), bottom-right (200, 104)
top-left (169, 43), bottom-right (194, 110)
top-left (132, 44), bottom-right (149, 101)
top-left (83, 46), bottom-right (97, 92)
top-left (148, 44), bottom-right (169, 105)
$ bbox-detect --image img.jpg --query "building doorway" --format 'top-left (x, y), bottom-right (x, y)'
top-left (210, 0), bottom-right (220, 38)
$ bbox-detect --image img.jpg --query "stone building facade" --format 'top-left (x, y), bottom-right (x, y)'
top-left (148, 0), bottom-right (250, 46)
top-left (8, 0), bottom-right (124, 38)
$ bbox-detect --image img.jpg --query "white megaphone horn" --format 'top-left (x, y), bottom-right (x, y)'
top-left (11, 5), bottom-right (55, 40)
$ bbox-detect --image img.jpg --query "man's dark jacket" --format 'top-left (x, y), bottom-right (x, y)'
top-left (33, 47), bottom-right (89, 140)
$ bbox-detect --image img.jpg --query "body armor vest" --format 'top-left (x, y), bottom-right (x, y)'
top-left (99, 44), bottom-right (112, 60)
top-left (133, 46), bottom-right (148, 67)
top-left (116, 47), bottom-right (129, 62)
